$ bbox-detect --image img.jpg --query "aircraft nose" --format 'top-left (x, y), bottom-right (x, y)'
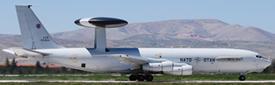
top-left (254, 59), bottom-right (271, 72)
top-left (260, 59), bottom-right (271, 68)
top-left (265, 59), bottom-right (272, 67)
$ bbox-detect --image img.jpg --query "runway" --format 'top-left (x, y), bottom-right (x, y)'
top-left (0, 80), bottom-right (135, 83)
top-left (0, 80), bottom-right (275, 83)
top-left (166, 80), bottom-right (275, 83)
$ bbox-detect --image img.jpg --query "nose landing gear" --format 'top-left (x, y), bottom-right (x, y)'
top-left (239, 75), bottom-right (245, 81)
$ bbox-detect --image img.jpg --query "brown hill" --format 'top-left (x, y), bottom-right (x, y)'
top-left (51, 19), bottom-right (275, 41)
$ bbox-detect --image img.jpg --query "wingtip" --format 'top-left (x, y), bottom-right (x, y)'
top-left (2, 49), bottom-right (15, 55)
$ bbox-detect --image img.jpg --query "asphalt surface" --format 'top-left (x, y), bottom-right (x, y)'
top-left (0, 80), bottom-right (275, 83)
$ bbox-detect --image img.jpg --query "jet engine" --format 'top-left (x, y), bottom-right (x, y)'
top-left (163, 65), bottom-right (193, 75)
top-left (142, 61), bottom-right (192, 75)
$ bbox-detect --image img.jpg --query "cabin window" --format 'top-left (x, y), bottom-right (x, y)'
top-left (216, 57), bottom-right (243, 62)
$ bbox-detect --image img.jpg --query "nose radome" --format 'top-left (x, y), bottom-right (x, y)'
top-left (261, 59), bottom-right (271, 68)
top-left (255, 59), bottom-right (272, 72)
top-left (266, 60), bottom-right (272, 67)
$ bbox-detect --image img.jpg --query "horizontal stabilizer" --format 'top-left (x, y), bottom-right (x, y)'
top-left (2, 48), bottom-right (49, 58)
top-left (2, 49), bottom-right (15, 54)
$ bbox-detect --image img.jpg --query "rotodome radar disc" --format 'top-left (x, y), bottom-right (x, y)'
top-left (75, 17), bottom-right (128, 28)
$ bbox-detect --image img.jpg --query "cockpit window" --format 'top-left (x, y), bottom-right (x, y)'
top-left (256, 55), bottom-right (262, 58)
top-left (256, 54), bottom-right (263, 58)
top-left (256, 54), bottom-right (269, 59)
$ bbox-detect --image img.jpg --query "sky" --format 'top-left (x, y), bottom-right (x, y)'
top-left (1, 0), bottom-right (275, 34)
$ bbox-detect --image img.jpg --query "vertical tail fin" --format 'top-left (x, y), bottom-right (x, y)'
top-left (16, 5), bottom-right (63, 49)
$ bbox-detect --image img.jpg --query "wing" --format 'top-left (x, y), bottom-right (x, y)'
top-left (2, 47), bottom-right (49, 58)
top-left (105, 54), bottom-right (148, 65)
top-left (105, 54), bottom-right (193, 75)
top-left (105, 54), bottom-right (156, 70)
top-left (104, 54), bottom-right (172, 65)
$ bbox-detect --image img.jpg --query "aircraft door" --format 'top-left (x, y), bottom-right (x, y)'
top-left (253, 59), bottom-right (258, 70)
top-left (194, 57), bottom-right (202, 73)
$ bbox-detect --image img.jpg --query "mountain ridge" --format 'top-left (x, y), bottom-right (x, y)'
top-left (51, 19), bottom-right (275, 41)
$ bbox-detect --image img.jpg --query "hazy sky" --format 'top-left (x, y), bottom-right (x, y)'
top-left (1, 0), bottom-right (275, 34)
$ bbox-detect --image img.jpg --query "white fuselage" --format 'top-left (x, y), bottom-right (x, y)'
top-left (30, 48), bottom-right (271, 74)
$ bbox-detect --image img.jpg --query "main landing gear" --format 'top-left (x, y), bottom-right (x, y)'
top-left (129, 74), bottom-right (153, 81)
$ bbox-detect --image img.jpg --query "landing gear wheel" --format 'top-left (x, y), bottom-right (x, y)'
top-left (145, 75), bottom-right (153, 81)
top-left (129, 75), bottom-right (137, 81)
top-left (239, 75), bottom-right (245, 81)
top-left (137, 75), bottom-right (145, 81)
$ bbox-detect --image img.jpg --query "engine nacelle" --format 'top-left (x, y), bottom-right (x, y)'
top-left (163, 65), bottom-right (193, 75)
top-left (142, 61), bottom-right (173, 72)
top-left (142, 62), bottom-right (193, 75)
top-left (142, 63), bottom-right (162, 72)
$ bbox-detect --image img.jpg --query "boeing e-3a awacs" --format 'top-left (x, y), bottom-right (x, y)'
top-left (3, 5), bottom-right (271, 81)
